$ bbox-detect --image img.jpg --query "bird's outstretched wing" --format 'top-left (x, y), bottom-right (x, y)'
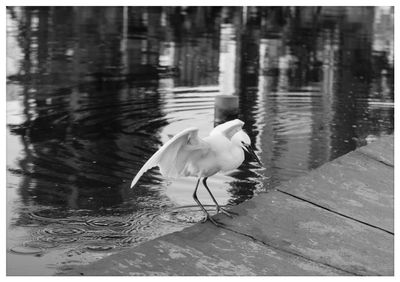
top-left (210, 119), bottom-right (244, 140)
top-left (130, 127), bottom-right (209, 188)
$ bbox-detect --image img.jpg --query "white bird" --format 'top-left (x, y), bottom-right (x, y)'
top-left (130, 119), bottom-right (262, 226)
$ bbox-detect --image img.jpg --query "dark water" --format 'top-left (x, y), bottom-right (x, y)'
top-left (6, 7), bottom-right (394, 275)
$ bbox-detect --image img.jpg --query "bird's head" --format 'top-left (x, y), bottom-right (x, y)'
top-left (232, 130), bottom-right (262, 166)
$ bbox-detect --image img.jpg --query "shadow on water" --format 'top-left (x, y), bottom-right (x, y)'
top-left (6, 6), bottom-right (394, 274)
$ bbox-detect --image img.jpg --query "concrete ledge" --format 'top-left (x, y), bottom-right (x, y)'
top-left (278, 150), bottom-right (394, 233)
top-left (60, 135), bottom-right (394, 276)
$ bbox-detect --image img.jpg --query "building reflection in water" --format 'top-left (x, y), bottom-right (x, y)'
top-left (7, 6), bottom-right (394, 207)
top-left (6, 7), bottom-right (394, 272)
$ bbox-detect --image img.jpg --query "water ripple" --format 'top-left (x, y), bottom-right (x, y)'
top-left (42, 227), bottom-right (86, 236)
top-left (85, 243), bottom-right (115, 252)
top-left (10, 246), bottom-right (43, 255)
top-left (159, 205), bottom-right (217, 224)
top-left (85, 218), bottom-right (132, 229)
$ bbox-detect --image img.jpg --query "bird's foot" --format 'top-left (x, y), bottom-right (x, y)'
top-left (201, 215), bottom-right (224, 227)
top-left (217, 206), bottom-right (238, 218)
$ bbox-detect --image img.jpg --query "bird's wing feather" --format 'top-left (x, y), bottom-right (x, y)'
top-left (210, 119), bottom-right (244, 140)
top-left (130, 127), bottom-right (209, 188)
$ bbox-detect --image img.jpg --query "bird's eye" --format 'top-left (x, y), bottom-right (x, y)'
top-left (241, 141), bottom-right (245, 144)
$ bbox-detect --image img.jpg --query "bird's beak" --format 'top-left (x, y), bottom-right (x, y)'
top-left (243, 144), bottom-right (263, 166)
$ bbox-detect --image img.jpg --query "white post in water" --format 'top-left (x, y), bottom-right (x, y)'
top-left (120, 6), bottom-right (128, 75)
top-left (215, 8), bottom-right (241, 126)
top-left (214, 95), bottom-right (239, 126)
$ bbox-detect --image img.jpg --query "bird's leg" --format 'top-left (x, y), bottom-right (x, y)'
top-left (202, 177), bottom-right (238, 218)
top-left (193, 178), bottom-right (224, 227)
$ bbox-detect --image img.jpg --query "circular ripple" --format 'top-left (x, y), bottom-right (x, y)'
top-left (29, 209), bottom-right (90, 225)
top-left (43, 227), bottom-right (86, 236)
top-left (10, 246), bottom-right (43, 255)
top-left (85, 218), bottom-right (131, 229)
top-left (29, 209), bottom-right (73, 222)
top-left (159, 205), bottom-right (216, 224)
top-left (85, 243), bottom-right (115, 252)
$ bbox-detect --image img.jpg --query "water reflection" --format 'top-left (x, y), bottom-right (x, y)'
top-left (6, 6), bottom-right (394, 275)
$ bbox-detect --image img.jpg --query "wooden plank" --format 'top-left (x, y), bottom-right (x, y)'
top-left (278, 150), bottom-right (394, 233)
top-left (219, 191), bottom-right (394, 275)
top-left (61, 217), bottom-right (349, 276)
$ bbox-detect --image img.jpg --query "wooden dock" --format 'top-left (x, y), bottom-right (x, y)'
top-left (61, 135), bottom-right (394, 276)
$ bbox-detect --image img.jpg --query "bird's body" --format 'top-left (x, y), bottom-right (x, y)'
top-left (180, 133), bottom-right (244, 177)
top-left (130, 119), bottom-right (261, 226)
